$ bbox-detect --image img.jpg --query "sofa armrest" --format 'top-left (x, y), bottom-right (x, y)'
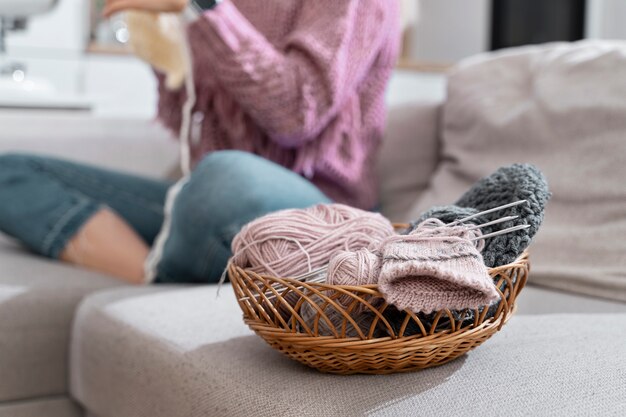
top-left (377, 100), bottom-right (442, 222)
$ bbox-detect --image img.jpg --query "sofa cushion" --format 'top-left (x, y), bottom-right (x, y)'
top-left (407, 40), bottom-right (626, 302)
top-left (71, 284), bottom-right (626, 417)
top-left (0, 234), bottom-right (120, 402)
top-left (0, 397), bottom-right (82, 417)
top-left (517, 286), bottom-right (626, 315)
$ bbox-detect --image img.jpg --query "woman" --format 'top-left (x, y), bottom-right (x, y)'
top-left (0, 0), bottom-right (401, 284)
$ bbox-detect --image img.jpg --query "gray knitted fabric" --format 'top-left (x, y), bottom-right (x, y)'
top-left (412, 164), bottom-right (550, 267)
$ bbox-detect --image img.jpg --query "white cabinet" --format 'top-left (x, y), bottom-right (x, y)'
top-left (5, 0), bottom-right (89, 53)
top-left (0, 52), bottom-right (157, 117)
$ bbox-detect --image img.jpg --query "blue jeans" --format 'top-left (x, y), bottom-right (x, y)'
top-left (0, 150), bottom-right (330, 283)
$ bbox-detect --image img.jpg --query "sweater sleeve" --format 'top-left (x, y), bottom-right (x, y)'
top-left (187, 0), bottom-right (397, 148)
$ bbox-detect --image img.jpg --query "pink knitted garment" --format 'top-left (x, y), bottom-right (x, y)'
top-left (378, 222), bottom-right (500, 314)
top-left (157, 0), bottom-right (401, 209)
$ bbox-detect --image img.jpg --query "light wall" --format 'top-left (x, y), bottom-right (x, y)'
top-left (407, 0), bottom-right (491, 64)
top-left (406, 0), bottom-right (626, 64)
top-left (587, 0), bottom-right (626, 39)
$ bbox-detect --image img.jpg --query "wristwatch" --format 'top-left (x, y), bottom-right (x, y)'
top-left (190, 0), bottom-right (223, 14)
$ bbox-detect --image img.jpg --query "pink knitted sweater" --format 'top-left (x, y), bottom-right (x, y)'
top-left (157, 0), bottom-right (400, 209)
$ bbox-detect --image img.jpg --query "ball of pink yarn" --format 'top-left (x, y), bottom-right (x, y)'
top-left (326, 248), bottom-right (382, 311)
top-left (231, 204), bottom-right (394, 277)
top-left (327, 249), bottom-right (381, 287)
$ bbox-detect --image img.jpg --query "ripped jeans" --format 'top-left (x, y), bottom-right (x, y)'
top-left (0, 150), bottom-right (330, 283)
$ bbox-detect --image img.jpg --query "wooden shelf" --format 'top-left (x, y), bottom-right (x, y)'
top-left (396, 58), bottom-right (453, 73)
top-left (86, 42), bottom-right (132, 56)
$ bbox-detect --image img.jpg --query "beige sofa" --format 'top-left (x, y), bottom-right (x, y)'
top-left (1, 42), bottom-right (626, 417)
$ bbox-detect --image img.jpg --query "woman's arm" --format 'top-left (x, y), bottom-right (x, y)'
top-left (189, 0), bottom-right (398, 148)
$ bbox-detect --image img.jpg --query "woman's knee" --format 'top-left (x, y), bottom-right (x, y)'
top-left (168, 172), bottom-right (246, 243)
top-left (191, 150), bottom-right (330, 210)
top-left (192, 150), bottom-right (269, 182)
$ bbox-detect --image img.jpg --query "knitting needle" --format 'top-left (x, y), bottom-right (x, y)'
top-left (237, 276), bottom-right (327, 302)
top-left (471, 224), bottom-right (530, 241)
top-left (238, 224), bottom-right (531, 303)
top-left (292, 266), bottom-right (328, 281)
top-left (448, 200), bottom-right (528, 227)
top-left (240, 222), bottom-right (532, 302)
top-left (238, 206), bottom-right (529, 302)
top-left (237, 267), bottom-right (328, 302)
top-left (238, 222), bottom-right (530, 302)
top-left (251, 201), bottom-right (525, 282)
top-left (464, 215), bottom-right (519, 231)
top-left (255, 204), bottom-right (524, 287)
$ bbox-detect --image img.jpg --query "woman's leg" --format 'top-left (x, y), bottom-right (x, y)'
top-left (59, 209), bottom-right (152, 283)
top-left (149, 150), bottom-right (332, 284)
top-left (0, 153), bottom-right (171, 283)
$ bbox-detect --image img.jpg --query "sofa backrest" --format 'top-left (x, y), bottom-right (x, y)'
top-left (376, 100), bottom-right (441, 221)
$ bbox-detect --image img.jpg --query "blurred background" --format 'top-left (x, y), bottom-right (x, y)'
top-left (1, 0), bottom-right (625, 118)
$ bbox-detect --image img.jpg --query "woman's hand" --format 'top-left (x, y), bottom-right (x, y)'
top-left (103, 0), bottom-right (189, 18)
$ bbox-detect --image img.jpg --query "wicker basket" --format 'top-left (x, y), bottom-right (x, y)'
top-left (229, 251), bottom-right (529, 375)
